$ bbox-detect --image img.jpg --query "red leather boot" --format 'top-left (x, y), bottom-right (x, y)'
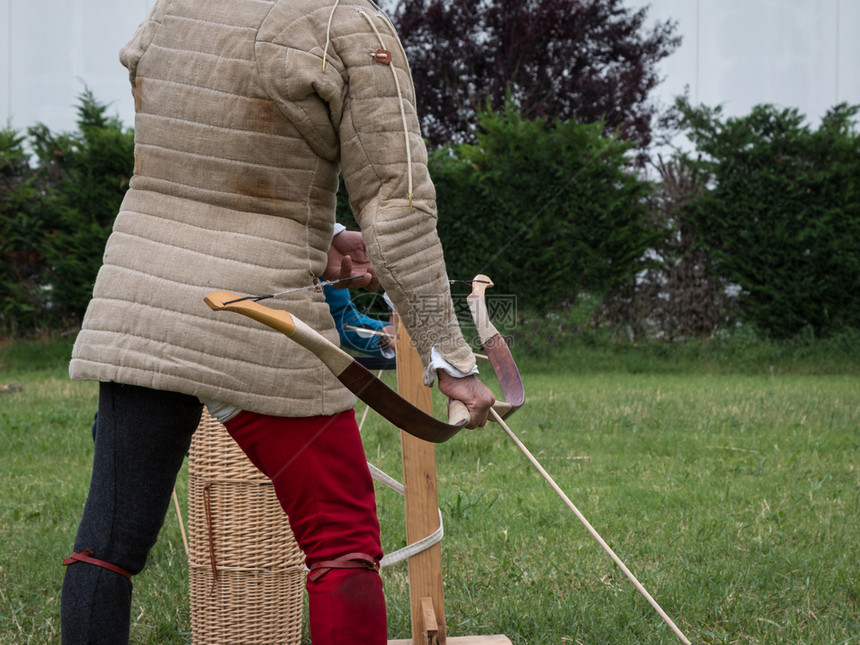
top-left (307, 566), bottom-right (387, 644)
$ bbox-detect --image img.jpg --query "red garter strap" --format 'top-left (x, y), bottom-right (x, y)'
top-left (308, 552), bottom-right (379, 582)
top-left (62, 549), bottom-right (132, 580)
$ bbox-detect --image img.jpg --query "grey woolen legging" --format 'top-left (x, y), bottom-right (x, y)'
top-left (61, 382), bottom-right (203, 645)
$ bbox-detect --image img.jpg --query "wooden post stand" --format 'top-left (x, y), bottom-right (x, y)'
top-left (392, 314), bottom-right (447, 645)
top-left (388, 315), bottom-right (511, 645)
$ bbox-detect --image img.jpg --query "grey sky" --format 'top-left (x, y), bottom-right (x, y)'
top-left (2, 1), bottom-right (858, 141)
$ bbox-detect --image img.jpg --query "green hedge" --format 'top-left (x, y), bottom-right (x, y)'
top-left (0, 128), bottom-right (45, 335)
top-left (428, 106), bottom-right (660, 310)
top-left (678, 101), bottom-right (860, 339)
top-left (3, 91), bottom-right (858, 341)
top-left (0, 90), bottom-right (133, 336)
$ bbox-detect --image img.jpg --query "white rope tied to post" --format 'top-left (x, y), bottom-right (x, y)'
top-left (356, 381), bottom-right (444, 569)
top-left (299, 460), bottom-right (443, 573)
top-left (366, 462), bottom-right (444, 568)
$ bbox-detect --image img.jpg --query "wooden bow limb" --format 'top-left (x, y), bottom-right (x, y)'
top-left (206, 290), bottom-right (479, 443)
top-left (445, 274), bottom-right (523, 427)
top-left (467, 274), bottom-right (525, 419)
top-left (490, 407), bottom-right (692, 645)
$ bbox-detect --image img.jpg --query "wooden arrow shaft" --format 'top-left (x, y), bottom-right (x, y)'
top-left (490, 408), bottom-right (692, 645)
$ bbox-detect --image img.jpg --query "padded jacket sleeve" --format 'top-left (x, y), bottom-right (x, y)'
top-left (119, 0), bottom-right (169, 88)
top-left (255, 0), bottom-right (475, 383)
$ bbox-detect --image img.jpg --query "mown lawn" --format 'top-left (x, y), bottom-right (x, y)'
top-left (1, 339), bottom-right (857, 644)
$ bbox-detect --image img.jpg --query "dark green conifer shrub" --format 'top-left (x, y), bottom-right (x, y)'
top-left (678, 101), bottom-right (860, 338)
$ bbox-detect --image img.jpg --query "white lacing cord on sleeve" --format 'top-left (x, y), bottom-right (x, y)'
top-left (367, 462), bottom-right (444, 568)
top-left (322, 0), bottom-right (342, 72)
top-left (358, 9), bottom-right (414, 207)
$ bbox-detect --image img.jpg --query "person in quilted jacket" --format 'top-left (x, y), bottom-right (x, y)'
top-left (61, 1), bottom-right (495, 643)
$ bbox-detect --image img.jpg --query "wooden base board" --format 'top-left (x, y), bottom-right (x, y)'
top-left (389, 637), bottom-right (512, 644)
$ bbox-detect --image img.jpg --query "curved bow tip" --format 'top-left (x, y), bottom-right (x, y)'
top-left (473, 273), bottom-right (494, 286)
top-left (204, 290), bottom-right (241, 310)
top-left (466, 275), bottom-right (525, 418)
top-left (471, 274), bottom-right (494, 293)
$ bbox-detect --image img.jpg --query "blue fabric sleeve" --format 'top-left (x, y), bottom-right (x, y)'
top-left (323, 285), bottom-right (389, 357)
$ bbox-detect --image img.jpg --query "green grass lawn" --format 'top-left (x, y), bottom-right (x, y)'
top-left (1, 339), bottom-right (857, 644)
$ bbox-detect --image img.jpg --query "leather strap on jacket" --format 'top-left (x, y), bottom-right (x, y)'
top-left (308, 552), bottom-right (379, 582)
top-left (62, 549), bottom-right (132, 580)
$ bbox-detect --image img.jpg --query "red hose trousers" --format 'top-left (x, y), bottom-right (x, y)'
top-left (225, 409), bottom-right (387, 644)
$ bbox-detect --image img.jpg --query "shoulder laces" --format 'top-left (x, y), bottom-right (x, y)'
top-left (321, 2), bottom-right (414, 208)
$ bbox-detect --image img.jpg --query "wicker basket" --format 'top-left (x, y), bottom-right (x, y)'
top-left (188, 410), bottom-right (305, 645)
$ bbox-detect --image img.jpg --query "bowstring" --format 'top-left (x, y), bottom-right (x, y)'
top-left (222, 275), bottom-right (364, 305)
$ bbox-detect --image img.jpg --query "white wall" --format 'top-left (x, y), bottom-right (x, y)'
top-left (1, 0), bottom-right (152, 133)
top-left (1, 0), bottom-right (858, 137)
top-left (629, 0), bottom-right (860, 125)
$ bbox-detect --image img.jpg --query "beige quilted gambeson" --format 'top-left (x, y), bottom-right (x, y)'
top-left (70, 0), bottom-right (474, 417)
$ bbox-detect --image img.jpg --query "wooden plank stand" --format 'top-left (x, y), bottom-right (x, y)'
top-left (388, 315), bottom-right (511, 645)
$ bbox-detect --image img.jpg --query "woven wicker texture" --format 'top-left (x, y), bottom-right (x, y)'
top-left (188, 410), bottom-right (304, 644)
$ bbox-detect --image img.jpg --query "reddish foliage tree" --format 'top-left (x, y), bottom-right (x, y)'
top-left (385, 0), bottom-right (681, 149)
